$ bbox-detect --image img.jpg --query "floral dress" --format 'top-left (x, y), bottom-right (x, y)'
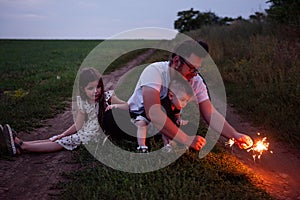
top-left (49, 90), bottom-right (114, 150)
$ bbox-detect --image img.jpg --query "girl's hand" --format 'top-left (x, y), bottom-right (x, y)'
top-left (176, 119), bottom-right (189, 126)
top-left (105, 104), bottom-right (118, 111)
top-left (50, 134), bottom-right (64, 142)
top-left (234, 132), bottom-right (253, 149)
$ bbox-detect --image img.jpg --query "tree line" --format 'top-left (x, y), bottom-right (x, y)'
top-left (174, 0), bottom-right (300, 32)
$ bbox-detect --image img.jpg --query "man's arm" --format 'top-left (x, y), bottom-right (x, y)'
top-left (142, 86), bottom-right (206, 150)
top-left (199, 99), bottom-right (253, 148)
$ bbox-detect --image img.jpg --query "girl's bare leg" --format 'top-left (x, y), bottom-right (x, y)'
top-left (15, 137), bottom-right (64, 153)
top-left (25, 139), bottom-right (52, 144)
top-left (21, 141), bottom-right (64, 153)
top-left (15, 136), bottom-right (56, 144)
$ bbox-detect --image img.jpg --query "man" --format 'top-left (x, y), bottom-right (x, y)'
top-left (127, 40), bottom-right (253, 150)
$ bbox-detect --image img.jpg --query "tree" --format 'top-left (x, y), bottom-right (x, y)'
top-left (174, 8), bottom-right (200, 32)
top-left (196, 11), bottom-right (221, 26)
top-left (174, 8), bottom-right (225, 32)
top-left (266, 0), bottom-right (300, 26)
top-left (249, 12), bottom-right (267, 23)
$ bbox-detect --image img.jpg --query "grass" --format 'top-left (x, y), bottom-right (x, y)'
top-left (0, 38), bottom-right (281, 199)
top-left (56, 145), bottom-right (272, 200)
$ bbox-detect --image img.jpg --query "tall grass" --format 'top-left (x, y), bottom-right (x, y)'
top-left (187, 22), bottom-right (300, 147)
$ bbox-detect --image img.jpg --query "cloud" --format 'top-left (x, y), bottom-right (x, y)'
top-left (13, 13), bottom-right (47, 19)
top-left (77, 0), bottom-right (98, 9)
top-left (0, 0), bottom-right (48, 8)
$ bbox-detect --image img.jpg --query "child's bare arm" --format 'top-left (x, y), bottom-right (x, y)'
top-left (51, 111), bottom-right (85, 141)
top-left (105, 103), bottom-right (128, 111)
top-left (111, 94), bottom-right (126, 103)
top-left (108, 94), bottom-right (129, 110)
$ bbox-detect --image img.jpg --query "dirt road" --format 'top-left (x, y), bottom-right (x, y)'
top-left (225, 106), bottom-right (300, 200)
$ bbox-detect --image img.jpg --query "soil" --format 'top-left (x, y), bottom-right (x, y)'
top-left (1, 49), bottom-right (300, 200)
top-left (224, 106), bottom-right (300, 200)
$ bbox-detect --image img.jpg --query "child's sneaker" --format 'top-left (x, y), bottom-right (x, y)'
top-left (2, 124), bottom-right (17, 156)
top-left (0, 124), bottom-right (8, 155)
top-left (162, 143), bottom-right (173, 153)
top-left (137, 146), bottom-right (149, 153)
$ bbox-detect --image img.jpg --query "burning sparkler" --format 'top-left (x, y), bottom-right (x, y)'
top-left (247, 136), bottom-right (273, 161)
top-left (226, 132), bottom-right (273, 161)
top-left (225, 138), bottom-right (235, 147)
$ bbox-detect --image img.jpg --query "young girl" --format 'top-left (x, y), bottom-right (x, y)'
top-left (1, 67), bottom-right (128, 155)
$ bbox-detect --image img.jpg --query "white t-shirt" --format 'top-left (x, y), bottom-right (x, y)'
top-left (128, 61), bottom-right (209, 114)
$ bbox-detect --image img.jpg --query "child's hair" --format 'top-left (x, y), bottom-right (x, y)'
top-left (78, 67), bottom-right (106, 130)
top-left (169, 77), bottom-right (194, 98)
top-left (79, 67), bottom-right (102, 100)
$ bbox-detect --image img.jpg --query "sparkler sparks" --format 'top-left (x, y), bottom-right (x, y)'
top-left (226, 132), bottom-right (273, 161)
top-left (225, 138), bottom-right (235, 147)
top-left (247, 136), bottom-right (272, 161)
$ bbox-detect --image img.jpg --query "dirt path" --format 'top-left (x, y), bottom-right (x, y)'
top-left (224, 105), bottom-right (300, 200)
top-left (0, 109), bottom-right (78, 200)
top-left (1, 48), bottom-right (300, 200)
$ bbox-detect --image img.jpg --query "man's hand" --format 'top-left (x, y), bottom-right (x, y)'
top-left (189, 135), bottom-right (206, 150)
top-left (234, 133), bottom-right (253, 149)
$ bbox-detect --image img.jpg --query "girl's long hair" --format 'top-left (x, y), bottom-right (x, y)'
top-left (97, 77), bottom-right (106, 130)
top-left (78, 67), bottom-right (106, 130)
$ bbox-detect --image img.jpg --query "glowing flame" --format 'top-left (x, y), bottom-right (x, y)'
top-left (225, 132), bottom-right (273, 161)
top-left (247, 137), bottom-right (271, 161)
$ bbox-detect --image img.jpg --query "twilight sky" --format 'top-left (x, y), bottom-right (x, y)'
top-left (0, 0), bottom-right (270, 39)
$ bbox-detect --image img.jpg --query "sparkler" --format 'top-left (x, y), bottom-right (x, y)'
top-left (247, 135), bottom-right (273, 161)
top-left (226, 132), bottom-right (273, 161)
top-left (225, 138), bottom-right (235, 147)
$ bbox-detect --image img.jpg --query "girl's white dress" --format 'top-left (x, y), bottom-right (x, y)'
top-left (49, 90), bottom-right (114, 150)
